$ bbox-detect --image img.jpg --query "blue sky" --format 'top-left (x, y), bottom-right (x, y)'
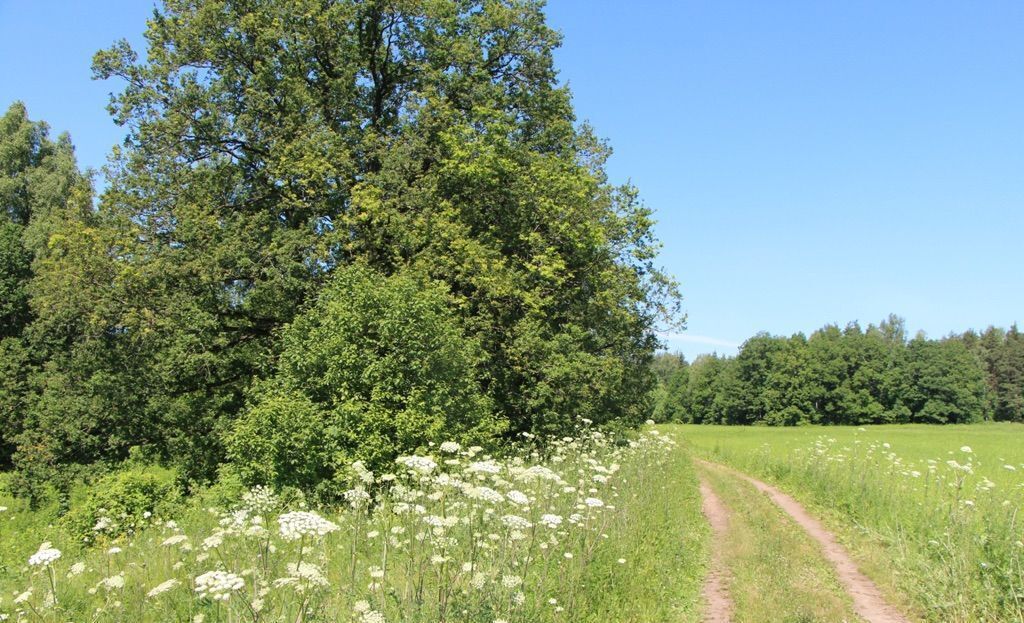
top-left (2, 1), bottom-right (1022, 360)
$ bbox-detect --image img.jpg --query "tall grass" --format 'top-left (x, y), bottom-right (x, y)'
top-left (0, 427), bottom-right (705, 622)
top-left (678, 423), bottom-right (1024, 622)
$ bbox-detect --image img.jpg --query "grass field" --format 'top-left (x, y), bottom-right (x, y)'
top-left (676, 423), bottom-right (1024, 622)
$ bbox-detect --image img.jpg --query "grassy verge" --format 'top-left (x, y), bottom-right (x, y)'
top-left (0, 428), bottom-right (707, 622)
top-left (696, 461), bottom-right (860, 623)
top-left (677, 423), bottom-right (1024, 622)
top-left (0, 472), bottom-right (63, 586)
top-left (575, 434), bottom-right (707, 622)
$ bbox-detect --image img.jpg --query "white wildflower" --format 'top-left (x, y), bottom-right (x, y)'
top-left (277, 511), bottom-right (339, 541)
top-left (506, 490), bottom-right (530, 506)
top-left (501, 574), bottom-right (523, 589)
top-left (146, 579), bottom-right (180, 598)
top-left (501, 514), bottom-right (532, 530)
top-left (361, 611), bottom-right (386, 623)
top-left (351, 460), bottom-right (375, 484)
top-left (471, 572), bottom-right (489, 589)
top-left (241, 486), bottom-right (279, 515)
top-left (515, 465), bottom-right (563, 483)
top-left (195, 570), bottom-right (244, 601)
top-left (99, 573), bottom-right (126, 591)
top-left (468, 460), bottom-right (502, 474)
top-left (202, 534), bottom-right (223, 550)
top-left (540, 513), bottom-right (563, 528)
top-left (440, 441), bottom-right (462, 453)
top-left (353, 600), bottom-right (371, 613)
top-left (467, 486), bottom-right (505, 504)
top-left (273, 562), bottom-right (329, 591)
top-left (396, 455), bottom-right (437, 473)
top-left (162, 534), bottom-right (189, 547)
top-left (28, 542), bottom-right (61, 567)
top-left (343, 487), bottom-right (372, 508)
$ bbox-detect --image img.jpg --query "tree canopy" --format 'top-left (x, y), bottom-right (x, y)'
top-left (1, 0), bottom-right (679, 498)
top-left (653, 316), bottom-right (1020, 426)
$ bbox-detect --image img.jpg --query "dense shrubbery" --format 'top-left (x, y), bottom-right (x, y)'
top-left (227, 264), bottom-right (503, 496)
top-left (62, 464), bottom-right (182, 543)
top-left (654, 316), bottom-right (1021, 425)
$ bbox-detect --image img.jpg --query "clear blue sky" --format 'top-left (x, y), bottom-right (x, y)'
top-left (2, 1), bottom-right (1022, 360)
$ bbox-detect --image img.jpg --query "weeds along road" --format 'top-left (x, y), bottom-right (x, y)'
top-left (695, 459), bottom-right (910, 623)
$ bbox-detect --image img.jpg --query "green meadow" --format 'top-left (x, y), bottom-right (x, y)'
top-left (677, 423), bottom-right (1024, 622)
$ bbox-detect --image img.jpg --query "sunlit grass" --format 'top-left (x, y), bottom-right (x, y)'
top-left (0, 428), bottom-right (706, 622)
top-left (676, 423), bottom-right (1024, 622)
top-left (696, 462), bottom-right (858, 622)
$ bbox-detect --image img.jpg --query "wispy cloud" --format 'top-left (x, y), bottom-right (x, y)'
top-left (657, 333), bottom-right (741, 349)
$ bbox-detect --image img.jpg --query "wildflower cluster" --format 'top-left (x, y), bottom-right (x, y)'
top-left (0, 427), bottom-right (679, 622)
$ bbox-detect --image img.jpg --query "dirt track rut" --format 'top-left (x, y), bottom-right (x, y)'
top-left (697, 478), bottom-right (734, 623)
top-left (696, 459), bottom-right (909, 623)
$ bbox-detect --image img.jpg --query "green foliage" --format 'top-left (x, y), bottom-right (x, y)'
top-left (0, 102), bottom-right (90, 470)
top-left (961, 325), bottom-right (1024, 422)
top-left (901, 337), bottom-right (988, 423)
top-left (666, 316), bottom-right (998, 425)
top-left (227, 389), bottom-right (331, 493)
top-left (0, 0), bottom-right (679, 498)
top-left (62, 463), bottom-right (182, 543)
top-left (0, 338), bottom-right (30, 466)
top-left (649, 352), bottom-right (688, 422)
top-left (227, 264), bottom-right (502, 495)
top-left (0, 220), bottom-right (31, 338)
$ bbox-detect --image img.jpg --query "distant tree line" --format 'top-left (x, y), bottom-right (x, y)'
top-left (0, 0), bottom-right (680, 504)
top-left (652, 315), bottom-right (1024, 425)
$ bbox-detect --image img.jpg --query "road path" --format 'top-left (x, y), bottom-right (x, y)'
top-left (696, 459), bottom-right (909, 623)
top-left (697, 478), bottom-right (733, 623)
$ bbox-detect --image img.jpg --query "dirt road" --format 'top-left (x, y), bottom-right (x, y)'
top-left (696, 459), bottom-right (909, 623)
top-left (698, 478), bottom-right (734, 623)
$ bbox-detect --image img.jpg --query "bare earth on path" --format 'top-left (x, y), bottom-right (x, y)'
top-left (697, 478), bottom-right (734, 623)
top-left (697, 459), bottom-right (909, 623)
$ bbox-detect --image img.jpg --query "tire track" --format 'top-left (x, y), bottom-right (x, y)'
top-left (698, 459), bottom-right (908, 623)
top-left (698, 476), bottom-right (734, 623)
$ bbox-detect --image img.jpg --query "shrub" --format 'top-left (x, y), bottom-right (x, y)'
top-left (226, 388), bottom-right (335, 491)
top-left (62, 464), bottom-right (181, 542)
top-left (227, 264), bottom-right (504, 496)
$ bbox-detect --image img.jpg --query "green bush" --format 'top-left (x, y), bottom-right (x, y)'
top-left (62, 464), bottom-right (181, 543)
top-left (227, 264), bottom-right (504, 497)
top-left (227, 388), bottom-right (335, 491)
